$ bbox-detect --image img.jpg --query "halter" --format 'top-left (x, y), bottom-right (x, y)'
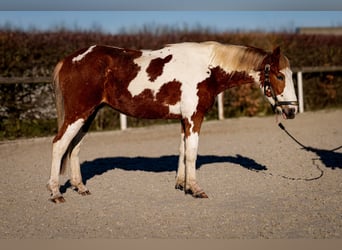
top-left (263, 64), bottom-right (298, 111)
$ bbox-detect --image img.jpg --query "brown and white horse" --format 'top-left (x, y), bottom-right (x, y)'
top-left (47, 41), bottom-right (298, 203)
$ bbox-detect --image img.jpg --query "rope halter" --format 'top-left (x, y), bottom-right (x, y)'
top-left (263, 64), bottom-right (298, 110)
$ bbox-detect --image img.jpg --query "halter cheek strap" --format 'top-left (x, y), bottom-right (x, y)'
top-left (263, 64), bottom-right (298, 109)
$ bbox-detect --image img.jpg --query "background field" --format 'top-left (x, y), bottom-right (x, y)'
top-left (1, 28), bottom-right (341, 139)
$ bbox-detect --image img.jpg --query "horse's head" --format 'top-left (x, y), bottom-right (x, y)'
top-left (260, 47), bottom-right (298, 119)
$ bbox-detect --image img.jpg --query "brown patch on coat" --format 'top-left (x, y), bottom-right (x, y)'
top-left (181, 118), bottom-right (192, 138)
top-left (126, 80), bottom-right (182, 119)
top-left (146, 55), bottom-right (173, 81)
top-left (210, 67), bottom-right (255, 94)
top-left (184, 66), bottom-right (256, 137)
top-left (156, 80), bottom-right (182, 105)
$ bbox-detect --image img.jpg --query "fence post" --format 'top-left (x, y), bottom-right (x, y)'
top-left (120, 113), bottom-right (127, 130)
top-left (217, 92), bottom-right (224, 120)
top-left (296, 71), bottom-right (304, 113)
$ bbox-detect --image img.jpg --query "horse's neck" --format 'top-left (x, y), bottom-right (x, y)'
top-left (208, 44), bottom-right (265, 94)
top-left (209, 66), bottom-right (257, 95)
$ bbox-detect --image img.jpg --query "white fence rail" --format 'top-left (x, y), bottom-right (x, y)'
top-left (292, 66), bottom-right (342, 113)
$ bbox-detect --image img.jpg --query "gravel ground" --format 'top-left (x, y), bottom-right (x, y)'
top-left (0, 109), bottom-right (341, 239)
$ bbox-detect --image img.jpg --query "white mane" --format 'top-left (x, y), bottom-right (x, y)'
top-left (208, 41), bottom-right (267, 72)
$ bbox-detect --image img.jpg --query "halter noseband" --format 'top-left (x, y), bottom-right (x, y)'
top-left (263, 64), bottom-right (298, 110)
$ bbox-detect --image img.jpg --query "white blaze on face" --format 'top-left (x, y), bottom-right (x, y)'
top-left (72, 45), bottom-right (96, 63)
top-left (278, 67), bottom-right (298, 112)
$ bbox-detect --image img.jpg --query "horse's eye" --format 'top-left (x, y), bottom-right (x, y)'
top-left (277, 75), bottom-right (284, 81)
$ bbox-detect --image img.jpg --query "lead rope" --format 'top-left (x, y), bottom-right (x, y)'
top-left (250, 122), bottom-right (324, 181)
top-left (274, 122), bottom-right (324, 181)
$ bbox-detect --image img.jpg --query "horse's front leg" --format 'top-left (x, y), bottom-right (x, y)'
top-left (184, 131), bottom-right (208, 198)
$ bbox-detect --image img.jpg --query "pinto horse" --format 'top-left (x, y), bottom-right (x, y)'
top-left (47, 41), bottom-right (298, 203)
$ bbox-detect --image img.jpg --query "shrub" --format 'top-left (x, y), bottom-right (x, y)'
top-left (1, 28), bottom-right (341, 139)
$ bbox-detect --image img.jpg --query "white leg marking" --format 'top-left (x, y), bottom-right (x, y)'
top-left (185, 132), bottom-right (199, 190)
top-left (70, 137), bottom-right (83, 187)
top-left (183, 132), bottom-right (208, 197)
top-left (69, 133), bottom-right (90, 195)
top-left (72, 45), bottom-right (96, 63)
top-left (48, 119), bottom-right (84, 201)
top-left (176, 132), bottom-right (185, 188)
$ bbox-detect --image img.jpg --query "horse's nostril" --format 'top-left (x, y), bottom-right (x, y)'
top-left (286, 108), bottom-right (296, 119)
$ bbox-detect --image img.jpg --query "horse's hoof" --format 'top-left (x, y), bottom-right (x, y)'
top-left (50, 196), bottom-right (66, 203)
top-left (79, 190), bottom-right (91, 196)
top-left (193, 191), bottom-right (209, 199)
top-left (175, 184), bottom-right (184, 191)
top-left (185, 189), bottom-right (209, 198)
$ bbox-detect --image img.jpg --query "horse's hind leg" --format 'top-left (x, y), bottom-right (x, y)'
top-left (68, 130), bottom-right (89, 195)
top-left (47, 118), bottom-right (85, 203)
top-left (69, 114), bottom-right (96, 196)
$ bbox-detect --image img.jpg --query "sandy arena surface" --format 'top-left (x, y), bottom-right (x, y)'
top-left (0, 109), bottom-right (341, 239)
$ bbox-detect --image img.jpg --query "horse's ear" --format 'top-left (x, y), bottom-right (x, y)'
top-left (272, 46), bottom-right (281, 58)
top-left (271, 46), bottom-right (281, 66)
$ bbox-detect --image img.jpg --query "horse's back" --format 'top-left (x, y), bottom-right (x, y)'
top-left (54, 43), bottom-right (216, 120)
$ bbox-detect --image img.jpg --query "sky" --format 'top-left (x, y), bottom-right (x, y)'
top-left (1, 0), bottom-right (342, 11)
top-left (0, 0), bottom-right (342, 34)
top-left (1, 11), bottom-right (342, 34)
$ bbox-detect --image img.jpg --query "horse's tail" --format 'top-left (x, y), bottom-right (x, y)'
top-left (52, 61), bottom-right (68, 175)
top-left (52, 61), bottom-right (65, 130)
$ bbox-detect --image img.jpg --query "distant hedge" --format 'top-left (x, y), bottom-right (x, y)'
top-left (1, 28), bottom-right (341, 139)
top-left (1, 29), bottom-right (342, 77)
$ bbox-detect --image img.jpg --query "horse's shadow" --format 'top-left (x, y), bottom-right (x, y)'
top-left (302, 145), bottom-right (342, 169)
top-left (278, 122), bottom-right (342, 170)
top-left (60, 154), bottom-right (267, 193)
top-left (80, 154), bottom-right (268, 184)
top-left (60, 142), bottom-right (342, 193)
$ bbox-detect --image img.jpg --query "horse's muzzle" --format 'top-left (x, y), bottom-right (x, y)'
top-left (282, 106), bottom-right (296, 119)
top-left (274, 101), bottom-right (298, 119)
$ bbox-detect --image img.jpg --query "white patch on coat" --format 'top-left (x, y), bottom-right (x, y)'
top-left (127, 43), bottom-right (214, 119)
top-left (72, 45), bottom-right (96, 63)
top-left (169, 101), bottom-right (181, 115)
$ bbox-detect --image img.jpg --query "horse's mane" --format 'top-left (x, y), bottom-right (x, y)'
top-left (208, 41), bottom-right (268, 72)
